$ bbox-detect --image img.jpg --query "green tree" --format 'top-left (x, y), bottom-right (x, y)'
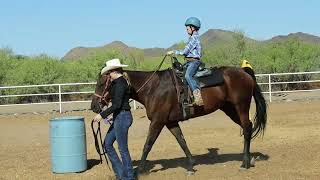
top-left (233, 30), bottom-right (247, 60)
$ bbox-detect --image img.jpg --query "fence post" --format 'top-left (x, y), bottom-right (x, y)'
top-left (59, 84), bottom-right (62, 113)
top-left (268, 74), bottom-right (272, 102)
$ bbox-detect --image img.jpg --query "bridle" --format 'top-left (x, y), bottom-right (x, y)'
top-left (93, 74), bottom-right (111, 110)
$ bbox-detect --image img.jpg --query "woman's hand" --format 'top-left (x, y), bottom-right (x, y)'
top-left (93, 114), bottom-right (103, 122)
top-left (104, 116), bottom-right (113, 125)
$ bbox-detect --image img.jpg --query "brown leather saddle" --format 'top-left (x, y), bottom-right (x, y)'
top-left (170, 57), bottom-right (224, 119)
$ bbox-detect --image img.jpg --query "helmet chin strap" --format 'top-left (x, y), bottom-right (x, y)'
top-left (191, 28), bottom-right (196, 36)
top-left (187, 25), bottom-right (195, 36)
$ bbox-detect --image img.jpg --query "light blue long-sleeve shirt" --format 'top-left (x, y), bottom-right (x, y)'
top-left (175, 31), bottom-right (201, 59)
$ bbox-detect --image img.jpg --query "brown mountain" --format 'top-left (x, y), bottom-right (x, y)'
top-left (62, 41), bottom-right (139, 60)
top-left (62, 41), bottom-right (165, 60)
top-left (143, 48), bottom-right (166, 57)
top-left (201, 29), bottom-right (257, 45)
top-left (62, 30), bottom-right (320, 60)
top-left (62, 47), bottom-right (91, 61)
top-left (267, 32), bottom-right (320, 44)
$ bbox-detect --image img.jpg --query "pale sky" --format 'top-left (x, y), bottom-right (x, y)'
top-left (1, 0), bottom-right (319, 57)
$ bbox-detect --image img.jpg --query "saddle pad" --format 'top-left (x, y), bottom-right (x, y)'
top-left (197, 68), bottom-right (224, 88)
top-left (194, 69), bottom-right (212, 78)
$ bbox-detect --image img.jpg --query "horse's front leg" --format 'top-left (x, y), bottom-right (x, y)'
top-left (138, 120), bottom-right (164, 173)
top-left (166, 123), bottom-right (196, 175)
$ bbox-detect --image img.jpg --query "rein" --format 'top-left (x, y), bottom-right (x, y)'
top-left (135, 55), bottom-right (168, 93)
top-left (91, 120), bottom-right (111, 170)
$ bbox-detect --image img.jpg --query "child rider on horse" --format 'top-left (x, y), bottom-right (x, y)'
top-left (167, 17), bottom-right (203, 106)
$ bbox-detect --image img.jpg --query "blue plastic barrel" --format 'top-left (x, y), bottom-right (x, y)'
top-left (49, 116), bottom-right (87, 173)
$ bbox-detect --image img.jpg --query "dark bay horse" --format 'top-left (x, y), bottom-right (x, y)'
top-left (91, 66), bottom-right (267, 173)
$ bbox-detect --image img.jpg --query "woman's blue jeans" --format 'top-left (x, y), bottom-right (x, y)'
top-left (185, 60), bottom-right (201, 91)
top-left (104, 111), bottom-right (134, 180)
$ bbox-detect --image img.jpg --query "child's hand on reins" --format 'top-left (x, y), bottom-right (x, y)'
top-left (166, 50), bottom-right (174, 55)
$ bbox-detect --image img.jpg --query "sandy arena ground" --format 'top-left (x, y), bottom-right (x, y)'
top-left (1, 100), bottom-right (320, 180)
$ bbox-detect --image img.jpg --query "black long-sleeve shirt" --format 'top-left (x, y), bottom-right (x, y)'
top-left (100, 76), bottom-right (131, 119)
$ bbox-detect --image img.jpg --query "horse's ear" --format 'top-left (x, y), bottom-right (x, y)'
top-left (97, 70), bottom-right (105, 82)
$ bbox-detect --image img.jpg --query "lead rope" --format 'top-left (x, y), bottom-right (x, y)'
top-left (91, 120), bottom-right (111, 170)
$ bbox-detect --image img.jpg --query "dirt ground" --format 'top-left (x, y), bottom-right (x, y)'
top-left (1, 100), bottom-right (320, 180)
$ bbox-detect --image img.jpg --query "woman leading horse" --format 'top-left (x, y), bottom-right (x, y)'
top-left (91, 58), bottom-right (267, 174)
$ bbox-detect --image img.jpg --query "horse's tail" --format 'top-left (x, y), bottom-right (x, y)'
top-left (243, 67), bottom-right (267, 139)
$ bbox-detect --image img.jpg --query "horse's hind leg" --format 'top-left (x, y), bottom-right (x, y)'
top-left (166, 123), bottom-right (195, 174)
top-left (221, 102), bottom-right (252, 169)
top-left (235, 104), bottom-right (253, 169)
top-left (220, 102), bottom-right (241, 126)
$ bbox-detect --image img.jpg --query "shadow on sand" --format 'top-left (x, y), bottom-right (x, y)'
top-left (87, 159), bottom-right (101, 170)
top-left (132, 148), bottom-right (269, 173)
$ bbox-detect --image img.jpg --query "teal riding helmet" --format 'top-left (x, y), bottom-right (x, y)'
top-left (185, 17), bottom-right (201, 29)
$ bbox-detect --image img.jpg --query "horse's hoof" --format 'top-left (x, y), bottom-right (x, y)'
top-left (250, 157), bottom-right (255, 167)
top-left (239, 163), bottom-right (250, 171)
top-left (186, 170), bottom-right (195, 176)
